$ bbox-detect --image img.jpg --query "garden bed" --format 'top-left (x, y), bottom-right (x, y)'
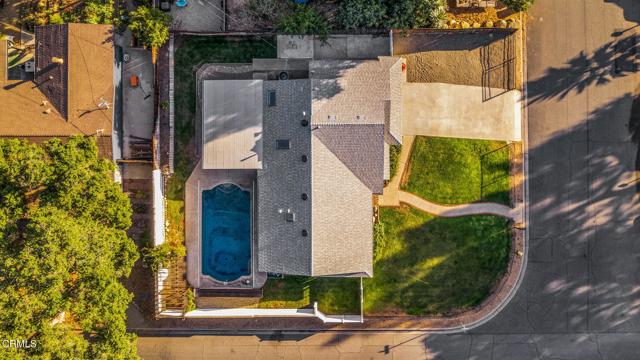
top-left (402, 136), bottom-right (511, 205)
top-left (366, 206), bottom-right (511, 316)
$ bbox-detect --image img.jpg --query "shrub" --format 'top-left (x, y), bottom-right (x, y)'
top-left (337, 0), bottom-right (387, 30)
top-left (387, 0), bottom-right (446, 30)
top-left (241, 0), bottom-right (291, 28)
top-left (142, 242), bottom-right (186, 272)
top-left (277, 5), bottom-right (330, 39)
top-left (389, 144), bottom-right (402, 179)
top-left (183, 288), bottom-right (196, 314)
top-left (501, 0), bottom-right (535, 12)
top-left (48, 13), bottom-right (64, 24)
top-left (373, 221), bottom-right (387, 261)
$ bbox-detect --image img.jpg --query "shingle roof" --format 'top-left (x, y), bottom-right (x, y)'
top-left (311, 133), bottom-right (373, 277)
top-left (257, 80), bottom-right (313, 275)
top-left (312, 125), bottom-right (385, 194)
top-left (0, 24), bottom-right (114, 145)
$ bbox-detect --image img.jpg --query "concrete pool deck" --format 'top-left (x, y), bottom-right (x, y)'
top-left (185, 161), bottom-right (267, 290)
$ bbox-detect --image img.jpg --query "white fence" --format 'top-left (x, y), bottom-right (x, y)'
top-left (158, 302), bottom-right (363, 324)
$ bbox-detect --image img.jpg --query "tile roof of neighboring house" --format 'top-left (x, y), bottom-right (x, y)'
top-left (311, 133), bottom-right (373, 277)
top-left (312, 124), bottom-right (385, 194)
top-left (0, 24), bottom-right (114, 146)
top-left (257, 80), bottom-right (313, 276)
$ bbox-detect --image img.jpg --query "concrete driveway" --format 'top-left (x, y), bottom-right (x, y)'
top-left (402, 83), bottom-right (522, 141)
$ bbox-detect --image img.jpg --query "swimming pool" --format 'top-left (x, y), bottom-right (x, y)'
top-left (201, 183), bottom-right (251, 282)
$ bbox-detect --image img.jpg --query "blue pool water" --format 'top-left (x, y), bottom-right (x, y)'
top-left (201, 183), bottom-right (251, 282)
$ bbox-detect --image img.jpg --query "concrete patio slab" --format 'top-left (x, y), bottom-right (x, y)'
top-left (170, 0), bottom-right (225, 33)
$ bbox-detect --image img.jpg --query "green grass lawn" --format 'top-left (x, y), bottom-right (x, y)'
top-left (402, 136), bottom-right (511, 205)
top-left (365, 206), bottom-right (511, 316)
top-left (259, 276), bottom-right (360, 315)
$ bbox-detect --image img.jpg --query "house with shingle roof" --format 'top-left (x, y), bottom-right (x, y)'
top-left (0, 24), bottom-right (116, 158)
top-left (196, 55), bottom-right (405, 282)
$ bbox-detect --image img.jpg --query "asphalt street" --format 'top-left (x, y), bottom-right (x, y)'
top-left (137, 1), bottom-right (640, 358)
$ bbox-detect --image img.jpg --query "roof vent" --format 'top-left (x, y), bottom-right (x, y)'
top-left (279, 71), bottom-right (289, 80)
top-left (301, 155), bottom-right (308, 162)
top-left (301, 119), bottom-right (309, 127)
top-left (356, 115), bottom-right (366, 121)
top-left (327, 115), bottom-right (337, 122)
top-left (285, 212), bottom-right (296, 222)
top-left (301, 193), bottom-right (308, 200)
top-left (301, 229), bottom-right (308, 237)
top-left (268, 90), bottom-right (277, 107)
top-left (276, 139), bottom-right (290, 150)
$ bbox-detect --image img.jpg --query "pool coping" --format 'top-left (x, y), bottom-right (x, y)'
top-left (185, 163), bottom-right (267, 291)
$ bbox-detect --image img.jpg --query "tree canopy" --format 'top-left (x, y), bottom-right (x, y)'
top-left (128, 6), bottom-right (171, 50)
top-left (0, 137), bottom-right (139, 360)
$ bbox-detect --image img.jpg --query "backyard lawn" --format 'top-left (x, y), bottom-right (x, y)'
top-left (259, 276), bottom-right (360, 315)
top-left (365, 206), bottom-right (511, 316)
top-left (402, 136), bottom-right (511, 205)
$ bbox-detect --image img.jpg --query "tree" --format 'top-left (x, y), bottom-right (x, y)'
top-left (337, 0), bottom-right (387, 30)
top-left (128, 6), bottom-right (171, 63)
top-left (277, 5), bottom-right (330, 40)
top-left (82, 0), bottom-right (117, 25)
top-left (501, 0), bottom-right (535, 12)
top-left (0, 137), bottom-right (139, 359)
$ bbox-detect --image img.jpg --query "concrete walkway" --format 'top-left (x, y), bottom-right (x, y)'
top-left (379, 135), bottom-right (521, 222)
top-left (399, 191), bottom-right (522, 222)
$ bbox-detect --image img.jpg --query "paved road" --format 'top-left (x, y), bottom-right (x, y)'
top-left (137, 1), bottom-right (640, 358)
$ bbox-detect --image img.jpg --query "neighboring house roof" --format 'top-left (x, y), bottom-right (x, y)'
top-left (257, 80), bottom-right (313, 276)
top-left (202, 80), bottom-right (263, 169)
top-left (0, 24), bottom-right (114, 154)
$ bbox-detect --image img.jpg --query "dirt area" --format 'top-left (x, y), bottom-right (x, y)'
top-left (393, 29), bottom-right (521, 90)
top-left (446, 0), bottom-right (520, 26)
top-left (122, 177), bottom-right (156, 320)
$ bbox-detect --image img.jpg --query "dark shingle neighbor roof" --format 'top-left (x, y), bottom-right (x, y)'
top-left (257, 79), bottom-right (313, 276)
top-left (312, 125), bottom-right (385, 194)
top-left (35, 25), bottom-right (69, 118)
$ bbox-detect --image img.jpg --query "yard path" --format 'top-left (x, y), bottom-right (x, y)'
top-left (379, 135), bottom-right (522, 222)
top-left (398, 191), bottom-right (523, 222)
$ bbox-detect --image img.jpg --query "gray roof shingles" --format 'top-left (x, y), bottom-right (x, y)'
top-left (257, 80), bottom-right (313, 275)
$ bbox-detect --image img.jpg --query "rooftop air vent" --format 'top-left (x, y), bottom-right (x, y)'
top-left (301, 119), bottom-right (309, 127)
top-left (268, 90), bottom-right (277, 107)
top-left (285, 212), bottom-right (296, 222)
top-left (279, 71), bottom-right (289, 80)
top-left (356, 115), bottom-right (366, 121)
top-left (301, 193), bottom-right (308, 200)
top-left (327, 115), bottom-right (337, 122)
top-left (301, 229), bottom-right (308, 237)
top-left (301, 155), bottom-right (308, 162)
top-left (276, 139), bottom-right (290, 150)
